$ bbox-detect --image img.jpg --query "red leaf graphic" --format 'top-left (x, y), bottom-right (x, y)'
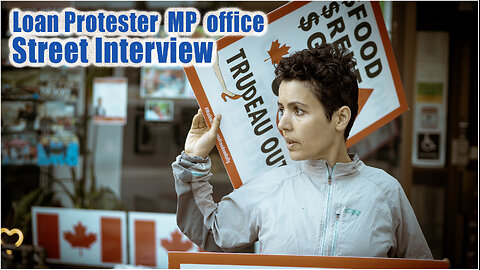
top-left (264, 39), bottom-right (291, 65)
top-left (160, 230), bottom-right (193, 252)
top-left (63, 222), bottom-right (97, 256)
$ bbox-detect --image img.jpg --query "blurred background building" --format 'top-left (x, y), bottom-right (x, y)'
top-left (1, 1), bottom-right (477, 268)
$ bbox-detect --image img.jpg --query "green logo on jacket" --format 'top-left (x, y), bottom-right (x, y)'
top-left (345, 208), bottom-right (361, 216)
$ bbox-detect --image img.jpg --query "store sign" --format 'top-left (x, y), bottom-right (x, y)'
top-left (32, 207), bottom-right (127, 267)
top-left (184, 1), bottom-right (407, 188)
top-left (128, 212), bottom-right (202, 268)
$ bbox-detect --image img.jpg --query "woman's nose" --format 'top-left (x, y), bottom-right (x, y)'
top-left (277, 112), bottom-right (291, 131)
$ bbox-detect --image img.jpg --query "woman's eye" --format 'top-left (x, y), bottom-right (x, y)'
top-left (278, 108), bottom-right (284, 117)
top-left (294, 108), bottom-right (304, 115)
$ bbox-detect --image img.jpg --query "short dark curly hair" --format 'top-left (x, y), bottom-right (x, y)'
top-left (274, 43), bottom-right (359, 140)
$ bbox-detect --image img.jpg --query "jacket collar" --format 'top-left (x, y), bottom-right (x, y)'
top-left (302, 153), bottom-right (361, 177)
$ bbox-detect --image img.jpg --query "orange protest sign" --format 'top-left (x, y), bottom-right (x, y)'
top-left (168, 251), bottom-right (449, 269)
top-left (185, 1), bottom-right (407, 188)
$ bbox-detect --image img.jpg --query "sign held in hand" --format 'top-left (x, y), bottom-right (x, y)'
top-left (184, 1), bottom-right (407, 188)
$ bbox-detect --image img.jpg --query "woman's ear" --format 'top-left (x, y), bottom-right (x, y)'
top-left (335, 106), bottom-right (351, 132)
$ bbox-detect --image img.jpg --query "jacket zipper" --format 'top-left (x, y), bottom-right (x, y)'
top-left (331, 212), bottom-right (340, 255)
top-left (321, 164), bottom-right (335, 255)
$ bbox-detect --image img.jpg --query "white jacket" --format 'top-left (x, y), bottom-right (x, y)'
top-left (172, 151), bottom-right (433, 259)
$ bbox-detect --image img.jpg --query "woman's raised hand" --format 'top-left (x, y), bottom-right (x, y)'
top-left (184, 109), bottom-right (222, 158)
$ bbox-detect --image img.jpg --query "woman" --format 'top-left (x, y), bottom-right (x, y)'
top-left (172, 44), bottom-right (433, 258)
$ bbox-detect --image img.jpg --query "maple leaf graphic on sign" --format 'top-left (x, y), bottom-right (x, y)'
top-left (160, 229), bottom-right (193, 251)
top-left (63, 222), bottom-right (97, 256)
top-left (264, 39), bottom-right (291, 65)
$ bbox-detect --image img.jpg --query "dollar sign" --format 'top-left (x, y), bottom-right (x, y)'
top-left (321, 2), bottom-right (340, 19)
top-left (298, 12), bottom-right (320, 31)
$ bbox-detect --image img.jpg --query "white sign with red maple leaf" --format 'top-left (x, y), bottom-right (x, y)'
top-left (184, 1), bottom-right (407, 188)
top-left (128, 212), bottom-right (202, 269)
top-left (63, 221), bottom-right (97, 256)
top-left (32, 207), bottom-right (127, 267)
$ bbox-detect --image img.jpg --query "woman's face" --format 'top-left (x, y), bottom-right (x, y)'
top-left (277, 80), bottom-right (337, 161)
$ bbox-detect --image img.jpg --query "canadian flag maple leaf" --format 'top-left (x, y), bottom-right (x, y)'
top-left (264, 39), bottom-right (291, 65)
top-left (63, 222), bottom-right (97, 256)
top-left (160, 229), bottom-right (193, 252)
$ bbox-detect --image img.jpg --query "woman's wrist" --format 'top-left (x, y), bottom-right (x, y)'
top-left (183, 150), bottom-right (208, 160)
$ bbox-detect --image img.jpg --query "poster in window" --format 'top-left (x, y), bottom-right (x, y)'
top-left (93, 77), bottom-right (128, 125)
top-left (144, 100), bottom-right (174, 122)
top-left (140, 67), bottom-right (186, 99)
top-left (412, 32), bottom-right (449, 167)
top-left (139, 26), bottom-right (210, 100)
